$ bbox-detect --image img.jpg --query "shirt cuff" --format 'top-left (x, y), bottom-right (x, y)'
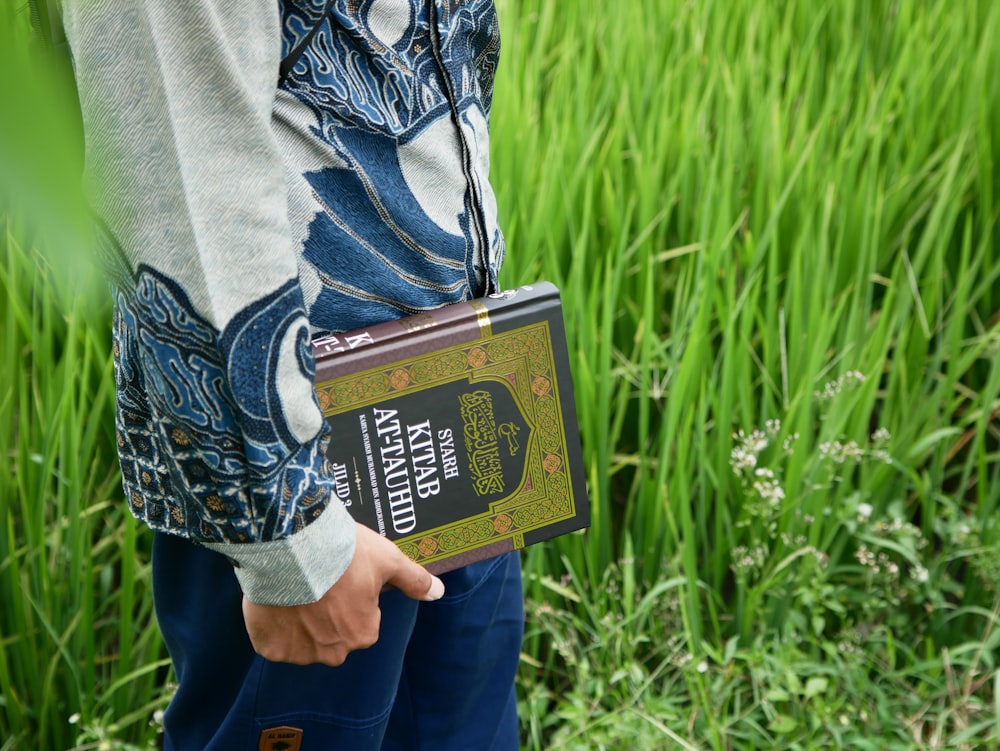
top-left (203, 498), bottom-right (357, 606)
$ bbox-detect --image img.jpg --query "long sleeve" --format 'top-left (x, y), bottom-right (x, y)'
top-left (62, 0), bottom-right (356, 606)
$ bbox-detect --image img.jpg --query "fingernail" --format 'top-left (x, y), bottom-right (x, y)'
top-left (426, 576), bottom-right (445, 601)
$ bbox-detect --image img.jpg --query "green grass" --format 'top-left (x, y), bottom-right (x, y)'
top-left (3, 0), bottom-right (1000, 748)
top-left (492, 0), bottom-right (1000, 747)
top-left (0, 231), bottom-right (170, 749)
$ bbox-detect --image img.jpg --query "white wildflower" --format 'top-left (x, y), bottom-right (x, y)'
top-left (674, 652), bottom-right (693, 667)
top-left (871, 449), bottom-right (892, 464)
top-left (753, 478), bottom-right (785, 505)
top-left (855, 545), bottom-right (876, 568)
top-left (782, 432), bottom-right (800, 454)
top-left (730, 428), bottom-right (771, 476)
top-left (819, 439), bottom-right (864, 464)
top-left (815, 370), bottom-right (866, 401)
top-left (729, 447), bottom-right (758, 474)
top-left (871, 427), bottom-right (891, 443)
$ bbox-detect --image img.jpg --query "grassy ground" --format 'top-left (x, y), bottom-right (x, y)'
top-left (3, 0), bottom-right (1000, 748)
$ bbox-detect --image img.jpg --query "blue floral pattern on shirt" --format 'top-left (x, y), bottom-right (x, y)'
top-left (114, 266), bottom-right (331, 542)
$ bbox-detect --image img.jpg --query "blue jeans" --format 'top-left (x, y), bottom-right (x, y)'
top-left (152, 534), bottom-right (523, 750)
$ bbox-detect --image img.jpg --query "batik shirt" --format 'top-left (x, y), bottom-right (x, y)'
top-left (62, 0), bottom-right (504, 605)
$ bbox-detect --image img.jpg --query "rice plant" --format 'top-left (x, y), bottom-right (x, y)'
top-left (493, 0), bottom-right (1000, 746)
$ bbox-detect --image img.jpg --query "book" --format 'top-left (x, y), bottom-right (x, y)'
top-left (313, 282), bottom-right (590, 574)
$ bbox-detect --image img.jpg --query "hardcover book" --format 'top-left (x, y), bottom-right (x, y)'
top-left (313, 282), bottom-right (590, 574)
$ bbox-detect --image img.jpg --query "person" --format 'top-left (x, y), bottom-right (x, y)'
top-left (61, 1), bottom-right (523, 748)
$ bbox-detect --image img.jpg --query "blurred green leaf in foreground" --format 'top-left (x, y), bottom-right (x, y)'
top-left (1, 0), bottom-right (90, 263)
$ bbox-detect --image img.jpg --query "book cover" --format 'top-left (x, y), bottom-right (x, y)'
top-left (313, 282), bottom-right (590, 574)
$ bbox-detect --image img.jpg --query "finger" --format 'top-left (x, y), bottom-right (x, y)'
top-left (422, 574), bottom-right (445, 600)
top-left (386, 553), bottom-right (444, 601)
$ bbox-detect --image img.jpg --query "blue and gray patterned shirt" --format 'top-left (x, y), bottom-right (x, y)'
top-left (63, 0), bottom-right (504, 605)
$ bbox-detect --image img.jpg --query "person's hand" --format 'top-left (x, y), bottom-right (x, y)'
top-left (242, 523), bottom-right (444, 666)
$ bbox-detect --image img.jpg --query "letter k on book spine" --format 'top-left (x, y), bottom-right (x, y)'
top-left (314, 282), bottom-right (590, 574)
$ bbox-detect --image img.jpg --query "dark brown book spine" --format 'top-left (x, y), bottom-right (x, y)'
top-left (313, 283), bottom-right (562, 380)
top-left (313, 299), bottom-right (488, 382)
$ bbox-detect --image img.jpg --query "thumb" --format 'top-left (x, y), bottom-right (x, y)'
top-left (388, 551), bottom-right (445, 602)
